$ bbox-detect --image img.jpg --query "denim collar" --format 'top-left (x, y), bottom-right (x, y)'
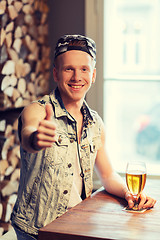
top-left (49, 88), bottom-right (95, 127)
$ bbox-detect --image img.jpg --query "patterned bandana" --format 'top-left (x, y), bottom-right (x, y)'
top-left (54, 34), bottom-right (96, 62)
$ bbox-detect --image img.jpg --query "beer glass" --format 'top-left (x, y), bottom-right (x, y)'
top-left (126, 161), bottom-right (147, 210)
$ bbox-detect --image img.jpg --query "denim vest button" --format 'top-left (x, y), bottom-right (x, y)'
top-left (63, 190), bottom-right (68, 194)
top-left (58, 136), bottom-right (62, 143)
top-left (68, 163), bottom-right (72, 168)
top-left (80, 172), bottom-right (84, 178)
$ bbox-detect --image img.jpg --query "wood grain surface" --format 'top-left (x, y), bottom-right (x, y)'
top-left (38, 178), bottom-right (160, 240)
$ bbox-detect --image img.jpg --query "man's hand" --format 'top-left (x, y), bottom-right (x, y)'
top-left (30, 103), bottom-right (56, 151)
top-left (125, 191), bottom-right (156, 210)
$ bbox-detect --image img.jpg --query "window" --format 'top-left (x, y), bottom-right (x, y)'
top-left (85, 0), bottom-right (160, 176)
top-left (104, 0), bottom-right (160, 175)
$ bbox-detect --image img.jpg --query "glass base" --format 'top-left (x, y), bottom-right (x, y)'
top-left (123, 205), bottom-right (148, 213)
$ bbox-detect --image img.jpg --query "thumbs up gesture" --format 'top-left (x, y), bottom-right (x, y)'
top-left (31, 103), bottom-right (56, 151)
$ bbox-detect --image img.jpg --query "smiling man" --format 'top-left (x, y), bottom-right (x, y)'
top-left (53, 50), bottom-right (96, 107)
top-left (9, 35), bottom-right (156, 240)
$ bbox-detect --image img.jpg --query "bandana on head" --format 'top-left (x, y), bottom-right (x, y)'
top-left (54, 34), bottom-right (96, 62)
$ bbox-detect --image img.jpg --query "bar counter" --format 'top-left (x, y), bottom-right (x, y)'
top-left (38, 178), bottom-right (160, 240)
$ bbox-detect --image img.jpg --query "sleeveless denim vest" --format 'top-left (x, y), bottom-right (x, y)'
top-left (11, 88), bottom-right (103, 235)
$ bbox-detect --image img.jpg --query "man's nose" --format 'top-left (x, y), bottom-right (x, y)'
top-left (71, 70), bottom-right (81, 81)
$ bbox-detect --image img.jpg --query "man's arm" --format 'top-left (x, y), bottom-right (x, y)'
top-left (20, 103), bottom-right (56, 153)
top-left (95, 124), bottom-right (128, 199)
top-left (95, 123), bottom-right (156, 209)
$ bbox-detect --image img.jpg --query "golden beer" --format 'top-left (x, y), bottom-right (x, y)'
top-left (126, 171), bottom-right (146, 196)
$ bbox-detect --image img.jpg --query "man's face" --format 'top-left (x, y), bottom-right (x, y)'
top-left (53, 50), bottom-right (96, 106)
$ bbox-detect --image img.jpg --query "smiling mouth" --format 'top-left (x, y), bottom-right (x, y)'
top-left (68, 84), bottom-right (84, 89)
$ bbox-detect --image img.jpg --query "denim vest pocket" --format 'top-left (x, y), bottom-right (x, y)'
top-left (46, 131), bottom-right (69, 169)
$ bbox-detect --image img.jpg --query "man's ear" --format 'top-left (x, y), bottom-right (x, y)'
top-left (53, 67), bottom-right (58, 83)
top-left (92, 68), bottom-right (96, 84)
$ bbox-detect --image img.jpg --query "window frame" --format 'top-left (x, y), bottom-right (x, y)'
top-left (85, 0), bottom-right (104, 119)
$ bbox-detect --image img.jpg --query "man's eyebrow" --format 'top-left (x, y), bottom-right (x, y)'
top-left (62, 64), bottom-right (91, 69)
top-left (82, 65), bottom-right (90, 67)
top-left (81, 65), bottom-right (91, 69)
top-left (63, 64), bottom-right (73, 68)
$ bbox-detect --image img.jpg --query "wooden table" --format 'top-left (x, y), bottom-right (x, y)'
top-left (38, 178), bottom-right (160, 240)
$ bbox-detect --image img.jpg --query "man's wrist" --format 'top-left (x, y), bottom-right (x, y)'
top-left (123, 186), bottom-right (129, 199)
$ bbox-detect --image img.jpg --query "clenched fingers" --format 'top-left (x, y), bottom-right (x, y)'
top-left (38, 120), bottom-right (56, 137)
top-left (139, 192), bottom-right (156, 209)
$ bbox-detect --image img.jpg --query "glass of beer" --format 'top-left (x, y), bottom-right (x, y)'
top-left (126, 161), bottom-right (147, 210)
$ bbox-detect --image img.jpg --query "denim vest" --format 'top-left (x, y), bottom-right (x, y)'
top-left (11, 88), bottom-right (103, 235)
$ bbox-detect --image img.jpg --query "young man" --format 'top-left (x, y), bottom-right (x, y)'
top-left (10, 35), bottom-right (156, 240)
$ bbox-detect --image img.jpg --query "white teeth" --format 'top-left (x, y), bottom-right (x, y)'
top-left (70, 85), bottom-right (82, 89)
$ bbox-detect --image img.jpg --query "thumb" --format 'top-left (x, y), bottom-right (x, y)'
top-left (45, 103), bottom-right (53, 120)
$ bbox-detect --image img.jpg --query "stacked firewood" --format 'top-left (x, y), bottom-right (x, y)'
top-left (0, 0), bottom-right (50, 110)
top-left (0, 109), bottom-right (21, 236)
top-left (0, 0), bottom-right (50, 236)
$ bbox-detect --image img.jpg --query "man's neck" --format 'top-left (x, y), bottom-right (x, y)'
top-left (56, 88), bottom-right (84, 119)
top-left (64, 101), bottom-right (83, 120)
